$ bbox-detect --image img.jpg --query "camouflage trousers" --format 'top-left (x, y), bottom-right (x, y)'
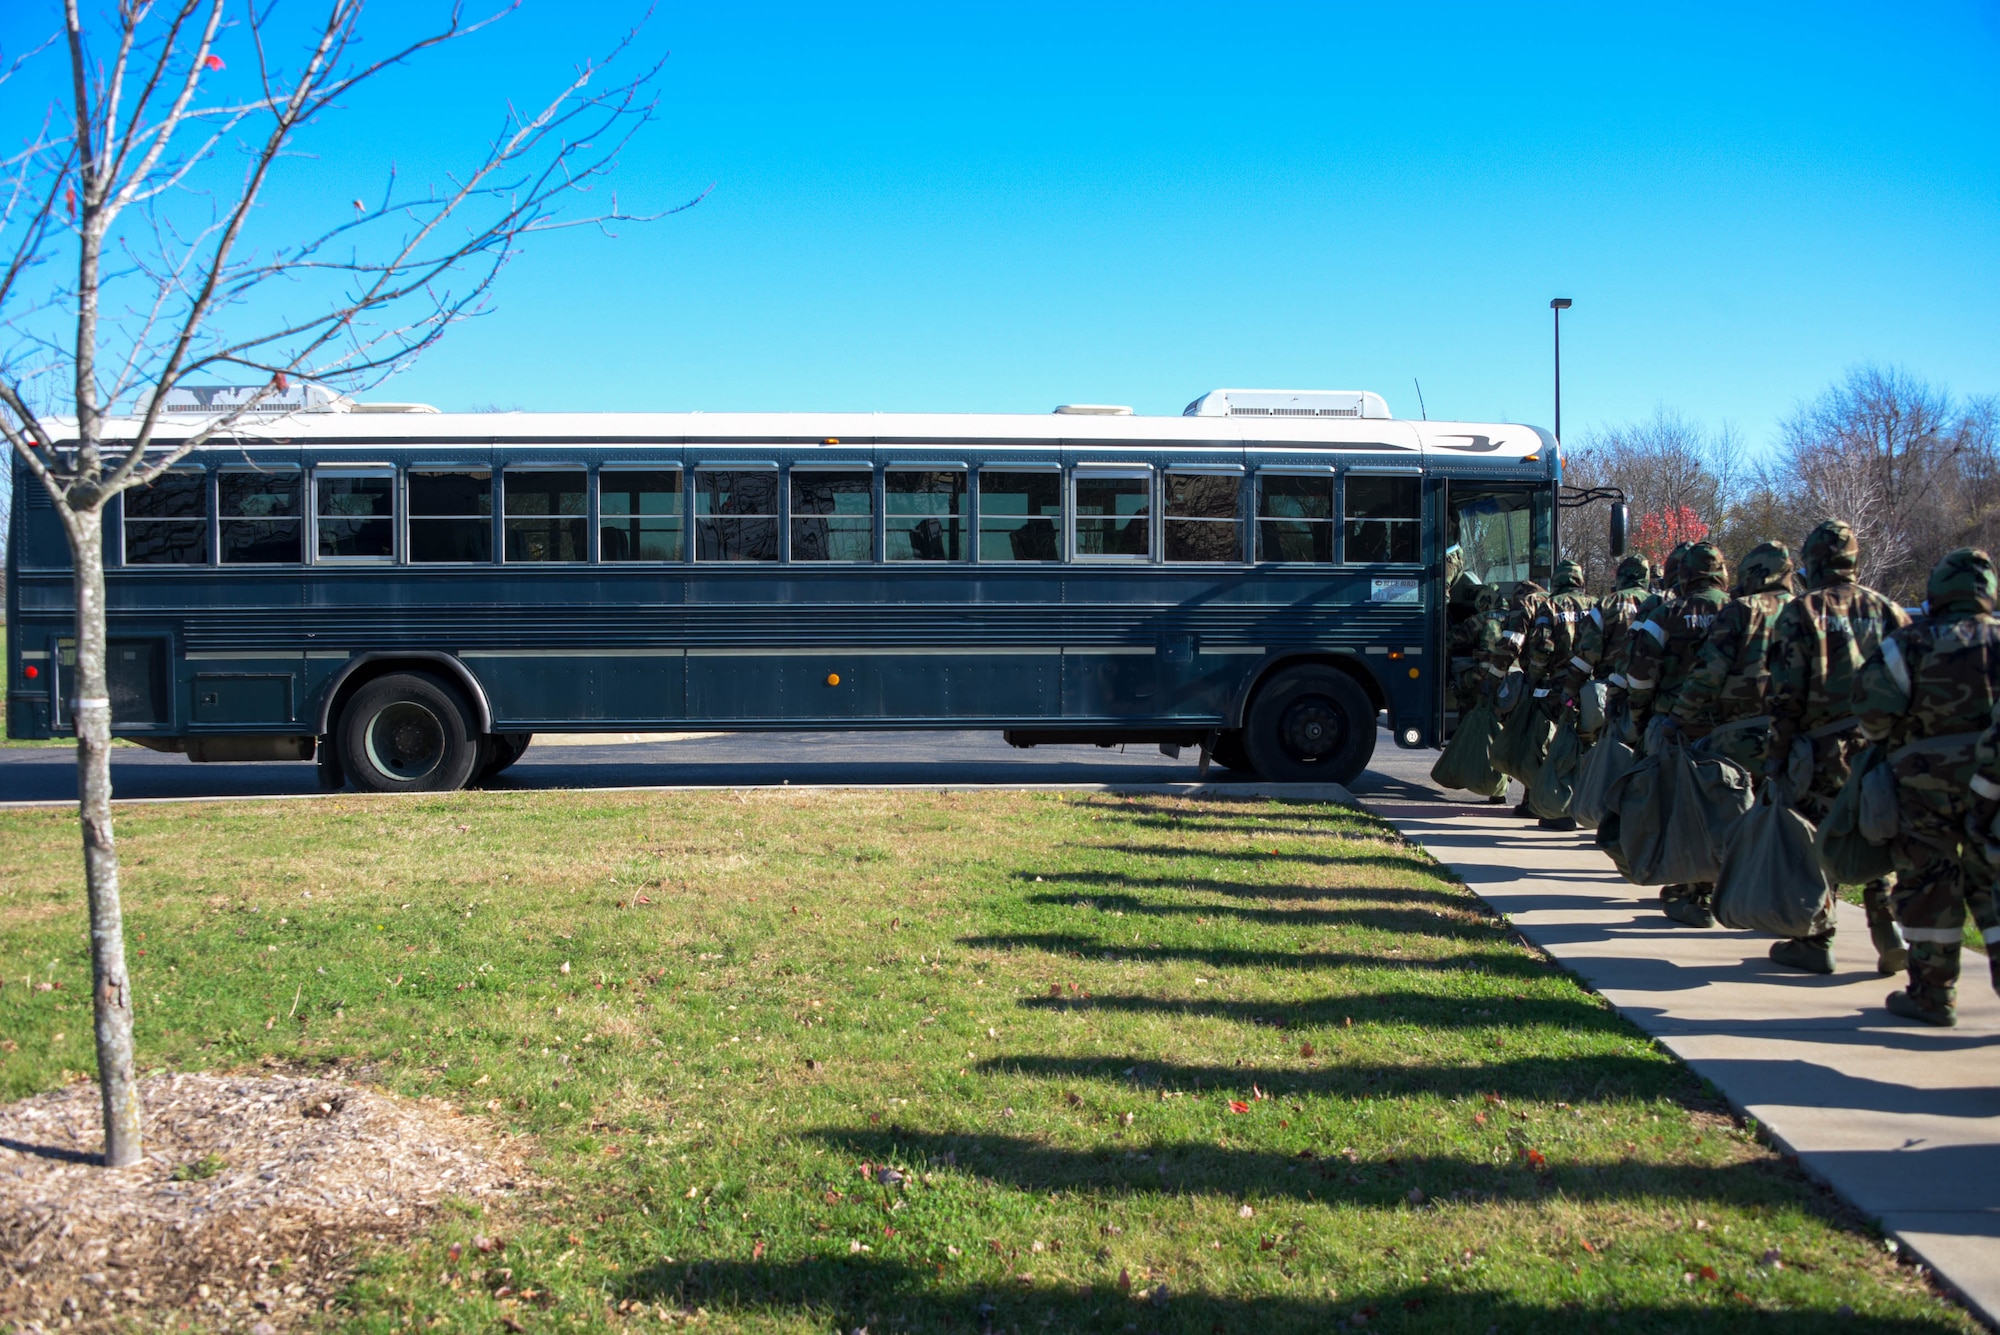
top-left (1888, 802), bottom-right (2000, 1012)
top-left (1792, 739), bottom-right (1896, 945)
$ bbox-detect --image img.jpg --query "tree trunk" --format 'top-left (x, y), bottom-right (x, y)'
top-left (68, 511), bottom-right (142, 1168)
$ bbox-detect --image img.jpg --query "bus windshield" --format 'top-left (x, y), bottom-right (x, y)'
top-left (1446, 485), bottom-right (1550, 591)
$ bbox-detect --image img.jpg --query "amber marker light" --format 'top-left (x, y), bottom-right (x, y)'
top-left (826, 673), bottom-right (841, 686)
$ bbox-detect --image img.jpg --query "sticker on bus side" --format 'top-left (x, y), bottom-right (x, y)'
top-left (1370, 579), bottom-right (1421, 603)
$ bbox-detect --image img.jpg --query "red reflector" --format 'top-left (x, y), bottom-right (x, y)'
top-left (23, 665), bottom-right (38, 679)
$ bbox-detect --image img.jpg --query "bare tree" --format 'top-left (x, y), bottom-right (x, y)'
top-left (0, 2), bottom-right (698, 1167)
top-left (1775, 366), bottom-right (1998, 600)
top-left (1562, 408), bottom-right (1739, 590)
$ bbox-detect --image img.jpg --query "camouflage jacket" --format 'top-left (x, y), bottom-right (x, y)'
top-left (1566, 585), bottom-right (1651, 694)
top-left (1526, 582), bottom-right (1592, 689)
top-left (1610, 587), bottom-right (1672, 686)
top-left (1762, 577), bottom-right (1910, 765)
top-left (1485, 587), bottom-right (1548, 681)
top-left (1626, 582), bottom-right (1729, 721)
top-left (1855, 610), bottom-right (2000, 749)
top-left (1670, 587), bottom-right (1793, 732)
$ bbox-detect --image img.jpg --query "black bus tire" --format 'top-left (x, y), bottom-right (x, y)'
top-left (477, 732), bottom-right (532, 781)
top-left (336, 672), bottom-right (481, 793)
top-left (1243, 666), bottom-right (1377, 785)
top-left (1210, 730), bottom-right (1253, 773)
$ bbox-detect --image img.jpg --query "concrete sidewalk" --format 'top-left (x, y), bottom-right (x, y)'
top-left (1367, 798), bottom-right (2000, 1330)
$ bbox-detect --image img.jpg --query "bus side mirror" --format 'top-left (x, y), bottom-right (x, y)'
top-left (1609, 502), bottom-right (1629, 558)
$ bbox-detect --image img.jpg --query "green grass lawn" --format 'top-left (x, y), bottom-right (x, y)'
top-left (0, 790), bottom-right (1975, 1333)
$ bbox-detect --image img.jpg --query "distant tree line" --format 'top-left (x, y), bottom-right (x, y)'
top-left (1563, 365), bottom-right (1999, 604)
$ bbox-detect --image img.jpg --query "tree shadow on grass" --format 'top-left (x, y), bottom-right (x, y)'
top-left (1086, 843), bottom-right (1444, 879)
top-left (1015, 870), bottom-right (1471, 912)
top-left (1021, 891), bottom-right (1494, 940)
top-left (611, 1254), bottom-right (1961, 1335)
top-left (1012, 989), bottom-right (1627, 1039)
top-left (972, 1051), bottom-right (1687, 1106)
top-left (807, 1126), bottom-right (1820, 1211)
top-left (958, 933), bottom-right (1548, 981)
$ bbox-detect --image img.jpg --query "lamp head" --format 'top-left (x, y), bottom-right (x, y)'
top-left (1550, 297), bottom-right (1573, 310)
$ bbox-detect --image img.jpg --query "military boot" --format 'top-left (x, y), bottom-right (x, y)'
top-left (1870, 918), bottom-right (1909, 977)
top-left (1770, 937), bottom-right (1835, 975)
top-left (1660, 884), bottom-right (1715, 928)
top-left (1886, 941), bottom-right (1960, 1027)
top-left (1512, 801), bottom-right (1538, 819)
top-left (1538, 815), bottom-right (1580, 831)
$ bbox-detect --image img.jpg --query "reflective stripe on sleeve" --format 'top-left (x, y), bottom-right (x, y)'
top-left (1504, 631), bottom-right (1526, 647)
top-left (1569, 655), bottom-right (1594, 674)
top-left (1971, 774), bottom-right (2000, 802)
top-left (1608, 673), bottom-right (1629, 688)
top-left (1626, 674), bottom-right (1657, 690)
top-left (1881, 637), bottom-right (1912, 700)
top-left (1486, 664), bottom-right (1507, 678)
top-left (1900, 926), bottom-right (1968, 944)
top-left (1589, 608), bottom-right (1603, 627)
top-left (1985, 925), bottom-right (2000, 945)
top-left (1636, 620), bottom-right (1666, 644)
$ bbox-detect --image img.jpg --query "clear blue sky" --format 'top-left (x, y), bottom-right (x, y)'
top-left (10, 2), bottom-right (2000, 448)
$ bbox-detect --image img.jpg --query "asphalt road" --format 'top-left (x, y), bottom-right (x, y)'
top-left (0, 727), bottom-right (1460, 806)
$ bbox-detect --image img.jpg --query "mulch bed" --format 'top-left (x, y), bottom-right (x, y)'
top-left (0, 1070), bottom-right (525, 1332)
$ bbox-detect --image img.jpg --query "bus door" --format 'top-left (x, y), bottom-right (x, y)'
top-left (1437, 481), bottom-right (1552, 742)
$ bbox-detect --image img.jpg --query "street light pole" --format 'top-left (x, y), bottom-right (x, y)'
top-left (1550, 297), bottom-right (1572, 443)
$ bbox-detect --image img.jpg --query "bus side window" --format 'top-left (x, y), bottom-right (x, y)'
top-left (409, 469), bottom-right (493, 563)
top-left (885, 470), bottom-right (967, 561)
top-left (504, 469), bottom-right (588, 562)
top-left (791, 468), bottom-right (875, 561)
top-left (695, 469), bottom-right (779, 561)
top-left (220, 469), bottom-right (302, 564)
top-left (1072, 468), bottom-right (1152, 561)
top-left (978, 470), bottom-right (1061, 562)
top-left (123, 470), bottom-right (209, 565)
top-left (315, 469), bottom-right (395, 561)
top-left (1256, 473), bottom-right (1333, 562)
top-left (1344, 473), bottom-right (1421, 564)
top-left (600, 469), bottom-right (683, 561)
top-left (1164, 471), bottom-right (1242, 562)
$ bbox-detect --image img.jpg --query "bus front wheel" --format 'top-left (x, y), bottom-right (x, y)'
top-left (1243, 666), bottom-right (1376, 785)
top-left (337, 672), bottom-right (481, 793)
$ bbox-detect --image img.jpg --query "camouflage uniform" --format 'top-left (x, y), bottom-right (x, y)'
top-left (1626, 541), bottom-right (1731, 924)
top-left (1610, 542), bottom-right (1692, 693)
top-left (1854, 549), bottom-right (2000, 1026)
top-left (1670, 541), bottom-right (1794, 770)
top-left (1446, 573), bottom-right (1490, 714)
top-left (1762, 520), bottom-right (1911, 973)
top-left (1487, 579), bottom-right (1550, 816)
top-left (1562, 554), bottom-right (1652, 701)
top-left (1525, 560), bottom-right (1592, 827)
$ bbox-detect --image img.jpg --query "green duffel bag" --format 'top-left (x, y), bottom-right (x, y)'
top-left (1497, 696), bottom-right (1555, 785)
top-left (1613, 739), bottom-right (1756, 886)
top-left (1713, 780), bottom-right (1833, 936)
top-left (1572, 735), bottom-right (1636, 829)
top-left (1431, 698), bottom-right (1508, 797)
top-left (1815, 744), bottom-right (1896, 885)
top-left (1528, 712), bottom-right (1582, 818)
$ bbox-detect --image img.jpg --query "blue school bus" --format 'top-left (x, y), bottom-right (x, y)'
top-left (5, 387), bottom-right (1560, 790)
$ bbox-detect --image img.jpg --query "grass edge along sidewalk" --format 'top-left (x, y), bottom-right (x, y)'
top-left (0, 787), bottom-right (1981, 1333)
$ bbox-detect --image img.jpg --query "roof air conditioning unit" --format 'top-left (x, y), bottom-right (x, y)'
top-left (1182, 388), bottom-right (1391, 420)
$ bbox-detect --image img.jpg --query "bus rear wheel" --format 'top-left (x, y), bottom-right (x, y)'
top-left (337, 672), bottom-right (481, 793)
top-left (1243, 666), bottom-right (1376, 785)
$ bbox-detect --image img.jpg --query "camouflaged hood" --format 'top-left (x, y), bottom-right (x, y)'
top-left (1927, 547), bottom-right (1998, 614)
top-left (1679, 540), bottom-right (1728, 591)
top-left (1802, 519), bottom-right (1860, 584)
top-left (1739, 540), bottom-right (1795, 594)
top-left (1552, 559), bottom-right (1586, 595)
top-left (1615, 554), bottom-right (1652, 591)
